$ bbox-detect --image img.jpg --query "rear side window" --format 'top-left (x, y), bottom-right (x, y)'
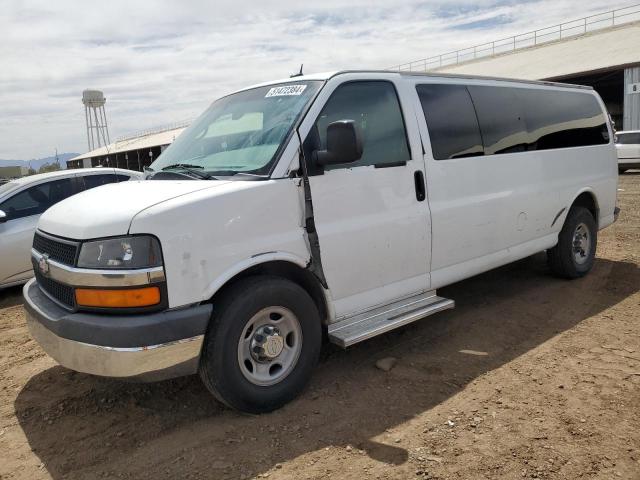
top-left (307, 81), bottom-right (411, 170)
top-left (416, 84), bottom-right (483, 160)
top-left (419, 83), bottom-right (609, 159)
top-left (517, 89), bottom-right (609, 150)
top-left (467, 86), bottom-right (529, 155)
top-left (116, 174), bottom-right (133, 181)
top-left (616, 132), bottom-right (640, 144)
top-left (82, 174), bottom-right (118, 190)
top-left (0, 178), bottom-right (74, 221)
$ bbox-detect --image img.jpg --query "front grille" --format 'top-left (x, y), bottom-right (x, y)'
top-left (35, 270), bottom-right (75, 309)
top-left (33, 231), bottom-right (79, 266)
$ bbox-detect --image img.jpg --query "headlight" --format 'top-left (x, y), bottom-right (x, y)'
top-left (77, 235), bottom-right (162, 269)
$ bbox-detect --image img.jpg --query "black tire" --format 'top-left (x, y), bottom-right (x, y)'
top-left (547, 206), bottom-right (597, 279)
top-left (199, 275), bottom-right (321, 413)
top-left (619, 168), bottom-right (628, 174)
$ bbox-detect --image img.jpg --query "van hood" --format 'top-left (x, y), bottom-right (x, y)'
top-left (38, 180), bottom-right (231, 240)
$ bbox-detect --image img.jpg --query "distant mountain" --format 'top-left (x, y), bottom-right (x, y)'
top-left (0, 153), bottom-right (80, 171)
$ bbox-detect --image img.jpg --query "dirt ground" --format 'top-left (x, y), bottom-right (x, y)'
top-left (1, 174), bottom-right (639, 480)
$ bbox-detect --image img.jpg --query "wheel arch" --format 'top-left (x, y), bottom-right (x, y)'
top-left (570, 189), bottom-right (599, 225)
top-left (203, 254), bottom-right (331, 324)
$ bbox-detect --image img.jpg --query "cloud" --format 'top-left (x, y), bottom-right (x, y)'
top-left (0, 0), bottom-right (630, 159)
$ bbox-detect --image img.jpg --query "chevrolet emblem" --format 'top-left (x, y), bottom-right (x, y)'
top-left (38, 254), bottom-right (50, 276)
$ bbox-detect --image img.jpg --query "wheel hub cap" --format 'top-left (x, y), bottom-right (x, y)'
top-left (251, 325), bottom-right (285, 361)
top-left (572, 222), bottom-right (591, 265)
top-left (237, 306), bottom-right (303, 386)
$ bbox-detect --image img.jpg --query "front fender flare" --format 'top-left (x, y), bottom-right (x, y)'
top-left (200, 251), bottom-right (311, 302)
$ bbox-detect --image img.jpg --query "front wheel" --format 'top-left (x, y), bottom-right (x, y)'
top-left (547, 206), bottom-right (597, 279)
top-left (199, 275), bottom-right (321, 413)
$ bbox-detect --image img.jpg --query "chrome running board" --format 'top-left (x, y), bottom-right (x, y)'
top-left (327, 291), bottom-right (454, 348)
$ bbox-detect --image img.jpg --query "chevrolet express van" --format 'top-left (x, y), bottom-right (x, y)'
top-left (24, 71), bottom-right (618, 413)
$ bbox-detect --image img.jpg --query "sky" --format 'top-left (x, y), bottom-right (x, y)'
top-left (0, 0), bottom-right (631, 160)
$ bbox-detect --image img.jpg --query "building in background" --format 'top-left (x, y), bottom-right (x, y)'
top-left (390, 4), bottom-right (640, 131)
top-left (67, 122), bottom-right (188, 171)
top-left (0, 166), bottom-right (29, 180)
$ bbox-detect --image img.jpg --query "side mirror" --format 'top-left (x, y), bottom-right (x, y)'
top-left (0, 210), bottom-right (6, 224)
top-left (312, 120), bottom-right (363, 166)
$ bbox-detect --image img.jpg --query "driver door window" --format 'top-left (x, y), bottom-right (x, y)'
top-left (0, 179), bottom-right (74, 221)
top-left (304, 81), bottom-right (411, 171)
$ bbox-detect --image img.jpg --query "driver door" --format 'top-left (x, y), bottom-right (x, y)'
top-left (301, 77), bottom-right (431, 318)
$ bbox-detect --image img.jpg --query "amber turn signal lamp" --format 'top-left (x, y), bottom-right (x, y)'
top-left (75, 286), bottom-right (161, 308)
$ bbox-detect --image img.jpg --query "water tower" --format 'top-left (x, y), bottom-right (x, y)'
top-left (82, 89), bottom-right (111, 151)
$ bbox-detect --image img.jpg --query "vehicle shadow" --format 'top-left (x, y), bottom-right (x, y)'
top-left (0, 284), bottom-right (25, 309)
top-left (14, 254), bottom-right (640, 479)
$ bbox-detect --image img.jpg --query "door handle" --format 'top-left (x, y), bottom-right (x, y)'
top-left (414, 170), bottom-right (426, 202)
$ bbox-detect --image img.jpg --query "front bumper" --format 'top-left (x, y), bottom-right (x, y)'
top-left (23, 279), bottom-right (212, 381)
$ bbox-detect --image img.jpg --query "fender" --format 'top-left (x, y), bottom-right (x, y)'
top-left (552, 187), bottom-right (600, 231)
top-left (201, 251), bottom-right (310, 302)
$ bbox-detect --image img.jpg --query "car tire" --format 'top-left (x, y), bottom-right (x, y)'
top-left (547, 206), bottom-right (597, 279)
top-left (199, 275), bottom-right (322, 413)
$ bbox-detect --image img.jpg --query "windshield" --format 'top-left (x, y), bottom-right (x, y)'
top-left (149, 81), bottom-right (322, 176)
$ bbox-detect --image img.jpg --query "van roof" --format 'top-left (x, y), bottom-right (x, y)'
top-left (395, 70), bottom-right (593, 91)
top-left (240, 70), bottom-right (593, 94)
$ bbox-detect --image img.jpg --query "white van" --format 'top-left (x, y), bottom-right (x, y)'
top-left (24, 71), bottom-right (618, 413)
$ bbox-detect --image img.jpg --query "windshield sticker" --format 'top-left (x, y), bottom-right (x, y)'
top-left (265, 85), bottom-right (307, 97)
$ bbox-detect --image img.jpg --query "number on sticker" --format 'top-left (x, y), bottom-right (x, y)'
top-left (265, 85), bottom-right (307, 97)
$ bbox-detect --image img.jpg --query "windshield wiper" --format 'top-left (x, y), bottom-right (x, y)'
top-left (161, 164), bottom-right (213, 179)
top-left (206, 170), bottom-right (268, 180)
top-left (162, 163), bottom-right (205, 170)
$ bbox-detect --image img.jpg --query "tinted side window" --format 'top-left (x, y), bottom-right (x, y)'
top-left (116, 174), bottom-right (132, 182)
top-left (617, 133), bottom-right (635, 144)
top-left (82, 174), bottom-right (118, 190)
top-left (0, 178), bottom-right (74, 221)
top-left (617, 132), bottom-right (640, 144)
top-left (467, 86), bottom-right (529, 155)
top-left (518, 89), bottom-right (608, 150)
top-left (306, 81), bottom-right (410, 170)
top-left (416, 84), bottom-right (484, 160)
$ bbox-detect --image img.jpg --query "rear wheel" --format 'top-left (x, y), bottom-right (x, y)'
top-left (199, 275), bottom-right (321, 413)
top-left (547, 206), bottom-right (597, 279)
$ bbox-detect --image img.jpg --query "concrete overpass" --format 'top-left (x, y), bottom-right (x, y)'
top-left (392, 5), bottom-right (640, 130)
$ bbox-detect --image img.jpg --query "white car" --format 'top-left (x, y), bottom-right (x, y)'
top-left (615, 130), bottom-right (640, 173)
top-left (24, 71), bottom-right (618, 413)
top-left (0, 168), bottom-right (141, 289)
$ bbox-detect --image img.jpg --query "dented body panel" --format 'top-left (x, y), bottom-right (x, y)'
top-left (129, 179), bottom-right (310, 308)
